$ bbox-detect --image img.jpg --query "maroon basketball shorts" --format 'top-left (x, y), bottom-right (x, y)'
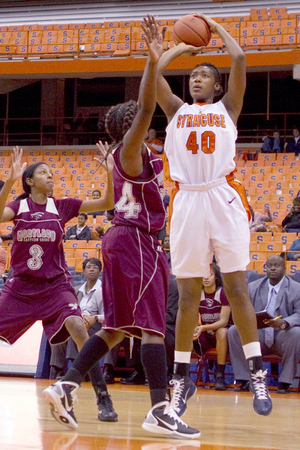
top-left (0, 274), bottom-right (82, 345)
top-left (102, 225), bottom-right (169, 338)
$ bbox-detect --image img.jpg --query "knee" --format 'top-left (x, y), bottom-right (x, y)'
top-left (65, 317), bottom-right (88, 341)
top-left (216, 327), bottom-right (228, 342)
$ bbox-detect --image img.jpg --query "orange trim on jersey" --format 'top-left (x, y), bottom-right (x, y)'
top-left (195, 102), bottom-right (210, 106)
top-left (226, 171), bottom-right (251, 221)
top-left (167, 181), bottom-right (179, 235)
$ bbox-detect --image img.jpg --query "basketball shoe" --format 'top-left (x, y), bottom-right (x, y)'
top-left (142, 401), bottom-right (200, 439)
top-left (169, 375), bottom-right (197, 417)
top-left (43, 380), bottom-right (79, 429)
top-left (97, 391), bottom-right (118, 422)
top-left (250, 369), bottom-right (272, 416)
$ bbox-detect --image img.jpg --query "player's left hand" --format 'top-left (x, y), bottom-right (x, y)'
top-left (94, 141), bottom-right (114, 172)
top-left (142, 15), bottom-right (164, 63)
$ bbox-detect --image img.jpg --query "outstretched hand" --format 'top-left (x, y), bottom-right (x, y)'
top-left (9, 146), bottom-right (27, 183)
top-left (142, 15), bottom-right (164, 63)
top-left (94, 141), bottom-right (114, 172)
top-left (175, 41), bottom-right (204, 56)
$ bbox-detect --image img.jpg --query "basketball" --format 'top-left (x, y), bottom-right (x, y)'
top-left (173, 14), bottom-right (211, 47)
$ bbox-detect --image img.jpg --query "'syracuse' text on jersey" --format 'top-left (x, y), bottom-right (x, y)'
top-left (112, 144), bottom-right (165, 234)
top-left (7, 197), bottom-right (82, 279)
top-left (164, 100), bottom-right (237, 184)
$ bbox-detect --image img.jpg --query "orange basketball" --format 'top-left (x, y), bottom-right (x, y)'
top-left (173, 14), bottom-right (211, 47)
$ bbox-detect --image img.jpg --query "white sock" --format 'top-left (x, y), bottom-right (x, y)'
top-left (242, 341), bottom-right (262, 360)
top-left (174, 351), bottom-right (191, 364)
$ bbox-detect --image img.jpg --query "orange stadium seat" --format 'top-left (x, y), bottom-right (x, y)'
top-left (9, 31), bottom-right (27, 45)
top-left (23, 24), bottom-right (38, 31)
top-left (259, 242), bottom-right (283, 252)
top-left (255, 261), bottom-right (267, 274)
top-left (69, 23), bottom-right (85, 30)
top-left (53, 24), bottom-right (69, 30)
top-left (286, 261), bottom-right (300, 275)
top-left (113, 42), bottom-right (131, 56)
top-left (64, 240), bottom-right (89, 249)
top-left (85, 22), bottom-right (103, 29)
top-left (74, 248), bottom-right (98, 260)
top-left (119, 20), bottom-right (135, 28)
top-left (269, 7), bottom-right (288, 20)
top-left (103, 21), bottom-right (119, 29)
top-left (8, 25), bottom-right (23, 32)
top-left (273, 232), bottom-right (297, 245)
top-left (250, 232), bottom-right (273, 244)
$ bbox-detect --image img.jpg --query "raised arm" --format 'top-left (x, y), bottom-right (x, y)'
top-left (157, 43), bottom-right (202, 123)
top-left (0, 147), bottom-right (27, 223)
top-left (197, 14), bottom-right (246, 125)
top-left (120, 15), bottom-right (164, 176)
top-left (80, 141), bottom-right (114, 213)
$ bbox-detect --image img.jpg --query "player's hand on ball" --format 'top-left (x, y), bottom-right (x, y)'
top-left (193, 13), bottom-right (217, 34)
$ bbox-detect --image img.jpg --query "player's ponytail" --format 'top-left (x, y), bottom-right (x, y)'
top-left (15, 162), bottom-right (45, 201)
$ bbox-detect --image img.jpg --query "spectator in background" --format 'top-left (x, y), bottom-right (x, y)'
top-left (286, 126), bottom-right (300, 156)
top-left (228, 255), bottom-right (300, 394)
top-left (145, 128), bottom-right (164, 154)
top-left (88, 190), bottom-right (105, 218)
top-left (103, 209), bottom-right (114, 233)
top-left (193, 262), bottom-right (231, 390)
top-left (91, 225), bottom-right (105, 240)
top-left (282, 197), bottom-right (300, 233)
top-left (261, 131), bottom-right (283, 153)
top-left (249, 205), bottom-right (273, 232)
top-left (286, 236), bottom-right (300, 261)
top-left (65, 213), bottom-right (91, 241)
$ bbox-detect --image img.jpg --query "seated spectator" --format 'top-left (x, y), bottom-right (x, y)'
top-left (286, 126), bottom-right (300, 156)
top-left (50, 258), bottom-right (117, 421)
top-left (249, 205), bottom-right (273, 232)
top-left (193, 262), bottom-right (232, 391)
top-left (145, 128), bottom-right (164, 155)
top-left (286, 236), bottom-right (300, 261)
top-left (103, 209), bottom-right (114, 233)
top-left (65, 212), bottom-right (91, 241)
top-left (261, 131), bottom-right (283, 153)
top-left (228, 255), bottom-right (300, 394)
top-left (88, 190), bottom-right (105, 218)
top-left (91, 225), bottom-right (105, 240)
top-left (282, 197), bottom-right (300, 233)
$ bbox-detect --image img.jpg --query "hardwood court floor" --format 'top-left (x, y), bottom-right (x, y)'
top-left (0, 377), bottom-right (300, 450)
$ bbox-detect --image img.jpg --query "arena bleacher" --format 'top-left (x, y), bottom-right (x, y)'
top-left (0, 0), bottom-right (299, 278)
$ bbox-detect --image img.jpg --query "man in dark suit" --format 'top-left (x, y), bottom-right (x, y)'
top-left (228, 255), bottom-right (300, 393)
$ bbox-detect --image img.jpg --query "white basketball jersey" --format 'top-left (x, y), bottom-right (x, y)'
top-left (164, 100), bottom-right (237, 184)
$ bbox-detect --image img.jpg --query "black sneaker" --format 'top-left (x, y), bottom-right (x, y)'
top-left (97, 391), bottom-right (118, 422)
top-left (250, 369), bottom-right (272, 416)
top-left (103, 365), bottom-right (115, 384)
top-left (142, 401), bottom-right (200, 439)
top-left (214, 373), bottom-right (227, 391)
top-left (169, 376), bottom-right (197, 417)
top-left (43, 380), bottom-right (79, 429)
top-left (120, 370), bottom-right (145, 385)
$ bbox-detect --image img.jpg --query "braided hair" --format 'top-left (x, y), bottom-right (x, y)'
top-left (105, 100), bottom-right (138, 145)
top-left (15, 161), bottom-right (47, 201)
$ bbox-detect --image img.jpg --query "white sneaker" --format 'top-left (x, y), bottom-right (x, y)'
top-left (142, 401), bottom-right (200, 439)
top-left (43, 380), bottom-right (79, 429)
